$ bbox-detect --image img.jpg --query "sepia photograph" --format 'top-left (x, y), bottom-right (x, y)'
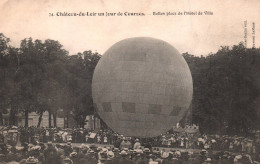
top-left (0, 0), bottom-right (260, 163)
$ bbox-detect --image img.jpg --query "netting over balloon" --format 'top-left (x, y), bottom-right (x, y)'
top-left (92, 37), bottom-right (193, 138)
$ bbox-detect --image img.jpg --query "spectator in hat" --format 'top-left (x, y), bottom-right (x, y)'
top-left (64, 142), bottom-right (73, 157)
top-left (63, 156), bottom-right (73, 164)
top-left (117, 150), bottom-right (134, 164)
top-left (134, 139), bottom-right (141, 150)
top-left (44, 142), bottom-right (62, 164)
top-left (120, 137), bottom-right (132, 150)
top-left (85, 150), bottom-right (98, 164)
top-left (70, 151), bottom-right (80, 164)
top-left (160, 150), bottom-right (169, 159)
top-left (98, 148), bottom-right (108, 163)
top-left (114, 138), bottom-right (121, 148)
top-left (56, 144), bottom-right (65, 159)
top-left (104, 151), bottom-right (115, 164)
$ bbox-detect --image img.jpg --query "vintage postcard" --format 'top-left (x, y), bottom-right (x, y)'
top-left (0, 0), bottom-right (259, 164)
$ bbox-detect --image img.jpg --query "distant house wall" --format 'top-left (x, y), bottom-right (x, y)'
top-left (21, 112), bottom-right (64, 128)
top-left (85, 115), bottom-right (101, 130)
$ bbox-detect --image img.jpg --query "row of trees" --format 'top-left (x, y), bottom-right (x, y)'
top-left (0, 33), bottom-right (101, 128)
top-left (183, 43), bottom-right (260, 135)
top-left (0, 33), bottom-right (259, 135)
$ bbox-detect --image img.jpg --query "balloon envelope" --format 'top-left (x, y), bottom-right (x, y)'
top-left (92, 37), bottom-right (193, 138)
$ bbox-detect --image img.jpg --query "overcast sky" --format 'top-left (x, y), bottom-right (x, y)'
top-left (0, 0), bottom-right (259, 56)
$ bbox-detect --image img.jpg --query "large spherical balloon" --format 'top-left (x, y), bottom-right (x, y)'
top-left (92, 37), bottom-right (193, 138)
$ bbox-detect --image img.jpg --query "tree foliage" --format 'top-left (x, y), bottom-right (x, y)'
top-left (183, 43), bottom-right (260, 135)
top-left (0, 34), bottom-right (101, 127)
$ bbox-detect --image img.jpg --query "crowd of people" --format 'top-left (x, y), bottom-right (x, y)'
top-left (0, 125), bottom-right (259, 163)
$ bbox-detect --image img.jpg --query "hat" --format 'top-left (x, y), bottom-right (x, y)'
top-left (107, 151), bottom-right (115, 158)
top-left (81, 144), bottom-right (89, 149)
top-left (97, 147), bottom-right (103, 151)
top-left (88, 149), bottom-right (95, 153)
top-left (161, 152), bottom-right (169, 158)
top-left (63, 157), bottom-right (72, 162)
top-left (26, 156), bottom-right (39, 164)
top-left (12, 126), bottom-right (18, 129)
top-left (31, 146), bottom-right (41, 151)
top-left (175, 151), bottom-right (181, 156)
top-left (135, 139), bottom-right (139, 142)
top-left (234, 155), bottom-right (242, 161)
top-left (101, 148), bottom-right (108, 153)
top-left (188, 151), bottom-right (193, 155)
top-left (143, 148), bottom-right (150, 153)
top-left (28, 144), bottom-right (33, 148)
top-left (119, 150), bottom-right (128, 155)
top-left (15, 146), bottom-right (24, 151)
top-left (70, 152), bottom-right (77, 157)
top-left (205, 158), bottom-right (212, 162)
top-left (113, 148), bottom-right (119, 152)
top-left (135, 149), bottom-right (143, 154)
